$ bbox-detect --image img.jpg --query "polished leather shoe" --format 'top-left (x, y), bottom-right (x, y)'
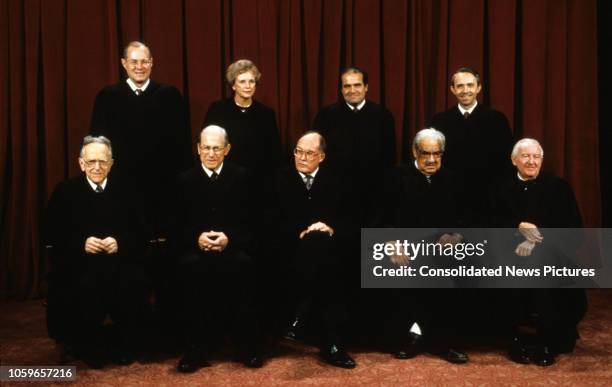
top-left (532, 345), bottom-right (556, 367)
top-left (394, 332), bottom-right (423, 359)
top-left (242, 355), bottom-right (264, 368)
top-left (438, 348), bottom-right (469, 364)
top-left (283, 317), bottom-right (301, 341)
top-left (320, 344), bottom-right (356, 369)
top-left (177, 349), bottom-right (210, 373)
top-left (508, 337), bottom-right (530, 364)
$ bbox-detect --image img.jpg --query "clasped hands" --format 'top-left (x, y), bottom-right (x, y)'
top-left (515, 222), bottom-right (543, 257)
top-left (198, 230), bottom-right (229, 252)
top-left (84, 236), bottom-right (119, 254)
top-left (387, 233), bottom-right (463, 266)
top-left (299, 221), bottom-right (334, 239)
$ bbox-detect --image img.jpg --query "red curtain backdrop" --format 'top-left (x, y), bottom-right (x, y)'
top-left (0, 0), bottom-right (600, 298)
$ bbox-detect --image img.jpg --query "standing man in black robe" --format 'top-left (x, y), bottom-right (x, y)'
top-left (428, 67), bottom-right (514, 224)
top-left (45, 135), bottom-right (150, 368)
top-left (90, 41), bottom-right (192, 242)
top-left (273, 131), bottom-right (358, 369)
top-left (173, 125), bottom-right (263, 372)
top-left (491, 138), bottom-right (587, 366)
top-left (313, 67), bottom-right (396, 228)
top-left (382, 128), bottom-right (469, 364)
top-left (90, 41), bottom-right (192, 339)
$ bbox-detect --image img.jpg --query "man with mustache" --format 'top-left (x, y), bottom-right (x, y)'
top-left (382, 128), bottom-right (469, 364)
top-left (428, 67), bottom-right (514, 225)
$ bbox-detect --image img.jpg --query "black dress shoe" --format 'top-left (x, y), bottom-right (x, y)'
top-left (532, 345), bottom-right (556, 367)
top-left (177, 348), bottom-right (210, 373)
top-left (508, 337), bottom-right (530, 364)
top-left (283, 317), bottom-right (301, 341)
top-left (320, 344), bottom-right (356, 369)
top-left (436, 348), bottom-right (469, 364)
top-left (242, 355), bottom-right (264, 368)
top-left (394, 332), bottom-right (423, 359)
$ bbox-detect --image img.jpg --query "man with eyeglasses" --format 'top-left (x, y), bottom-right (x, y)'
top-left (381, 128), bottom-right (469, 364)
top-left (90, 40), bottom-right (191, 242)
top-left (44, 135), bottom-right (150, 368)
top-left (271, 131), bottom-right (358, 369)
top-left (172, 125), bottom-right (263, 372)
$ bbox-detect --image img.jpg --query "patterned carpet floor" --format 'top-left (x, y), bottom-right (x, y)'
top-left (1, 290), bottom-right (611, 386)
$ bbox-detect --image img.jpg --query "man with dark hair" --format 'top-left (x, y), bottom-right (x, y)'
top-left (273, 131), bottom-right (358, 369)
top-left (173, 125), bottom-right (262, 373)
top-left (91, 41), bottom-right (192, 241)
top-left (382, 128), bottom-right (469, 364)
top-left (313, 66), bottom-right (396, 227)
top-left (428, 66), bottom-right (514, 224)
top-left (44, 136), bottom-right (150, 368)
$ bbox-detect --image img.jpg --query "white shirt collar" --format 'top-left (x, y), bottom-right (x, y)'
top-left (86, 176), bottom-right (108, 191)
top-left (414, 160), bottom-right (433, 179)
top-left (126, 78), bottom-right (150, 93)
top-left (299, 167), bottom-right (319, 180)
top-left (346, 99), bottom-right (366, 111)
top-left (201, 163), bottom-right (223, 177)
top-left (457, 100), bottom-right (478, 115)
top-left (517, 172), bottom-right (536, 182)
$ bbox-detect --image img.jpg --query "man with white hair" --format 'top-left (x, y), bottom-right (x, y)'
top-left (382, 128), bottom-right (469, 364)
top-left (173, 125), bottom-right (262, 372)
top-left (44, 135), bottom-right (150, 368)
top-left (491, 138), bottom-right (586, 366)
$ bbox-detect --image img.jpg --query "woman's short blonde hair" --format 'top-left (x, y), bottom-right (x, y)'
top-left (226, 59), bottom-right (261, 86)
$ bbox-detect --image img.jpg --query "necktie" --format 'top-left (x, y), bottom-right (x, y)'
top-left (425, 175), bottom-right (431, 184)
top-left (305, 175), bottom-right (314, 190)
top-left (135, 88), bottom-right (142, 96)
top-left (210, 171), bottom-right (218, 181)
top-left (464, 111), bottom-right (470, 119)
top-left (95, 184), bottom-right (103, 193)
top-left (353, 107), bottom-right (359, 114)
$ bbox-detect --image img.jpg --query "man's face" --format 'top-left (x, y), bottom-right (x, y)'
top-left (341, 72), bottom-right (368, 106)
top-left (232, 71), bottom-right (257, 101)
top-left (512, 143), bottom-right (543, 180)
top-left (121, 46), bottom-right (153, 86)
top-left (198, 131), bottom-right (230, 171)
top-left (294, 134), bottom-right (325, 175)
top-left (413, 138), bottom-right (443, 176)
top-left (79, 143), bottom-right (113, 184)
top-left (450, 72), bottom-right (481, 109)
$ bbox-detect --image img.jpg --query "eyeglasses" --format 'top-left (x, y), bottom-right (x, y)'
top-left (199, 145), bottom-right (226, 154)
top-left (294, 148), bottom-right (320, 160)
top-left (126, 59), bottom-right (152, 68)
top-left (83, 159), bottom-right (111, 168)
top-left (417, 150), bottom-right (443, 159)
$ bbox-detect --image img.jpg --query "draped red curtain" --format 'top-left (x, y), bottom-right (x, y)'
top-left (0, 0), bottom-right (600, 298)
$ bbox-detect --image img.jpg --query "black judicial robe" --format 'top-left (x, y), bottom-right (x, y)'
top-left (490, 172), bottom-right (587, 350)
top-left (44, 176), bottom-right (149, 343)
top-left (203, 98), bottom-right (282, 177)
top-left (173, 162), bottom-right (253, 256)
top-left (429, 104), bottom-right (514, 224)
top-left (91, 79), bottom-right (192, 236)
top-left (313, 100), bottom-right (396, 226)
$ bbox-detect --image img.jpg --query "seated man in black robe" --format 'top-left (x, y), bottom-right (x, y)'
top-left (44, 135), bottom-right (150, 368)
top-left (382, 128), bottom-right (469, 364)
top-left (490, 138), bottom-right (587, 366)
top-left (173, 125), bottom-right (262, 372)
top-left (272, 131), bottom-right (358, 369)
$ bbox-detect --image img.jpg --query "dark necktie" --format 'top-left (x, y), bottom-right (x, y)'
top-left (305, 175), bottom-right (314, 190)
top-left (95, 184), bottom-right (103, 193)
top-left (353, 107), bottom-right (359, 114)
top-left (464, 111), bottom-right (470, 119)
top-left (135, 88), bottom-right (142, 96)
top-left (210, 171), bottom-right (218, 181)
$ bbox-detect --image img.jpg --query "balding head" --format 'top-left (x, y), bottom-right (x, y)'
top-left (198, 125), bottom-right (231, 171)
